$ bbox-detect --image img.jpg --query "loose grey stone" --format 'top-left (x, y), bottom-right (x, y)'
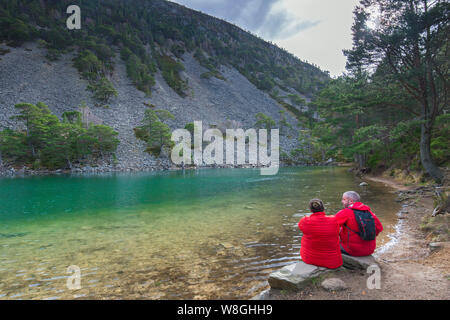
top-left (429, 242), bottom-right (450, 252)
top-left (321, 278), bottom-right (348, 291)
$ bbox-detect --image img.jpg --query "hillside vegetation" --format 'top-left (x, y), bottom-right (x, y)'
top-left (0, 0), bottom-right (329, 102)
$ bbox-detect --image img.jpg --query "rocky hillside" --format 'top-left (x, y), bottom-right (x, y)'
top-left (0, 0), bottom-right (330, 172)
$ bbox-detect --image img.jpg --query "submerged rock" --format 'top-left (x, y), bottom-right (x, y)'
top-left (219, 242), bottom-right (234, 249)
top-left (0, 232), bottom-right (28, 238)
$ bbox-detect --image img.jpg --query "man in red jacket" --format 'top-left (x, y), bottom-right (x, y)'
top-left (335, 191), bottom-right (383, 256)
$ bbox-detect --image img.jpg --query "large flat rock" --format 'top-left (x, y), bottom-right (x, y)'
top-left (268, 261), bottom-right (333, 291)
top-left (342, 254), bottom-right (378, 270)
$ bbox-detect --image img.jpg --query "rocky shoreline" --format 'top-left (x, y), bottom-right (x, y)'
top-left (253, 174), bottom-right (449, 300)
top-left (0, 159), bottom-right (336, 178)
top-left (0, 161), bottom-right (172, 177)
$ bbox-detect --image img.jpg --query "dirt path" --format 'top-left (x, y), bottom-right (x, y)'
top-left (363, 175), bottom-right (414, 192)
top-left (266, 175), bottom-right (450, 300)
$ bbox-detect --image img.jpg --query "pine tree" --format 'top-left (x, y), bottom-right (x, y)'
top-left (344, 0), bottom-right (449, 182)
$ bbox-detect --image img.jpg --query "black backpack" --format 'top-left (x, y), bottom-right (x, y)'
top-left (345, 209), bottom-right (376, 241)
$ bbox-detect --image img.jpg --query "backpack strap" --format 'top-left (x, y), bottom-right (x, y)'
top-left (344, 208), bottom-right (361, 236)
top-left (341, 221), bottom-right (357, 254)
top-left (340, 208), bottom-right (365, 252)
top-left (344, 222), bottom-right (360, 236)
top-left (342, 209), bottom-right (364, 250)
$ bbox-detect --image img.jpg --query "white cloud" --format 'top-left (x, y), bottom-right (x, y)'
top-left (171, 0), bottom-right (360, 77)
top-left (275, 0), bottom-right (360, 76)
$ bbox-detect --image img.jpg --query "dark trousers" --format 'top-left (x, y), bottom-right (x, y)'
top-left (340, 244), bottom-right (349, 255)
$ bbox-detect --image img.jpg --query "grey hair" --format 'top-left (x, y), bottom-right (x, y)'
top-left (343, 191), bottom-right (360, 202)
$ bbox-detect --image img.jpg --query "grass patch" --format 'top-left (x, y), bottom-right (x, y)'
top-left (420, 214), bottom-right (450, 242)
top-left (201, 71), bottom-right (226, 81)
top-left (309, 273), bottom-right (332, 288)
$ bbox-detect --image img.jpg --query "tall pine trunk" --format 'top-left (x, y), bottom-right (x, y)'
top-left (420, 121), bottom-right (443, 183)
top-left (419, 0), bottom-right (444, 184)
top-left (66, 157), bottom-right (73, 170)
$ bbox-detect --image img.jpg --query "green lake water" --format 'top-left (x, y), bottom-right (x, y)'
top-left (0, 166), bottom-right (400, 299)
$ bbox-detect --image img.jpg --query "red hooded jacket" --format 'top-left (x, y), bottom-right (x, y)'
top-left (335, 202), bottom-right (383, 256)
top-left (298, 212), bottom-right (342, 269)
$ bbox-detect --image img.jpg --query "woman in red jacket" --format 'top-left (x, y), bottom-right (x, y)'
top-left (298, 199), bottom-right (342, 269)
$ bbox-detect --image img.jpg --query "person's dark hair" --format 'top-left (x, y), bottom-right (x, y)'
top-left (309, 199), bottom-right (324, 213)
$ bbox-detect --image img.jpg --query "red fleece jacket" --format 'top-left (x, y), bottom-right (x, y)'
top-left (335, 202), bottom-right (383, 256)
top-left (298, 212), bottom-right (342, 269)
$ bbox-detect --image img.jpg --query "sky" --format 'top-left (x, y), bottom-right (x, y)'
top-left (171, 0), bottom-right (360, 77)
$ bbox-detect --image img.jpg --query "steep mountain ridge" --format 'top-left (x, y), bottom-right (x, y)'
top-left (0, 0), bottom-right (330, 171)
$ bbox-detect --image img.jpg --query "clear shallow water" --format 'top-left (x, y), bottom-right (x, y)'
top-left (0, 167), bottom-right (399, 299)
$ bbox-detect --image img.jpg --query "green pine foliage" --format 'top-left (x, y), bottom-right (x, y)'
top-left (184, 122), bottom-right (195, 136)
top-left (297, 0), bottom-right (449, 179)
top-left (288, 130), bottom-right (331, 165)
top-left (309, 71), bottom-right (449, 172)
top-left (86, 124), bottom-right (120, 159)
top-left (125, 54), bottom-right (155, 96)
top-left (254, 113), bottom-right (276, 131)
top-left (156, 54), bottom-right (188, 97)
top-left (334, 0), bottom-right (449, 182)
top-left (288, 94), bottom-right (307, 106)
top-left (134, 109), bottom-right (175, 157)
top-left (87, 77), bottom-right (118, 104)
top-left (73, 50), bottom-right (104, 79)
top-left (0, 102), bottom-right (119, 170)
top-left (194, 49), bottom-right (224, 80)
